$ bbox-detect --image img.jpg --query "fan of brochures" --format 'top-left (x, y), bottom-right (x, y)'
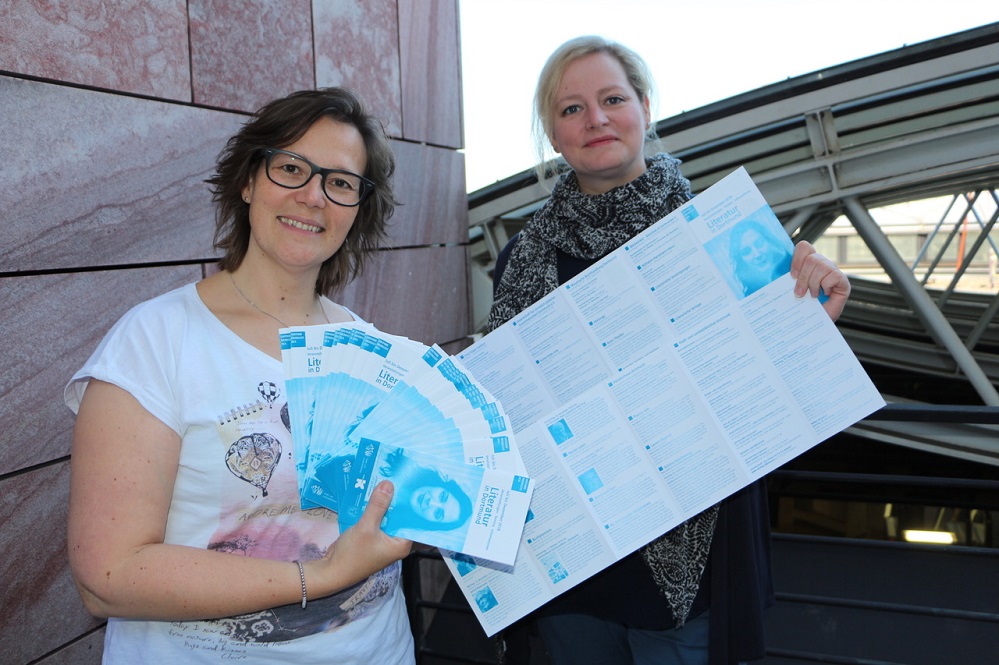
top-left (280, 322), bottom-right (534, 565)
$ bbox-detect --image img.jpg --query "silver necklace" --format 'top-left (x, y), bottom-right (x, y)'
top-left (229, 272), bottom-right (330, 327)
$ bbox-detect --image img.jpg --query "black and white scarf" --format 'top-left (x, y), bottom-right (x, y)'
top-left (486, 152), bottom-right (718, 627)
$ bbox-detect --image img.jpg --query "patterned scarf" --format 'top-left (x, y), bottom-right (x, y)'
top-left (486, 152), bottom-right (718, 627)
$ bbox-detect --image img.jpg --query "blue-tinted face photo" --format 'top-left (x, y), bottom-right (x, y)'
top-left (411, 485), bottom-right (464, 524)
top-left (728, 219), bottom-right (793, 296)
top-left (736, 227), bottom-right (785, 281)
top-left (378, 447), bottom-right (475, 534)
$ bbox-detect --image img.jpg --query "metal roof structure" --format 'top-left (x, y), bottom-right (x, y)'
top-left (465, 22), bottom-right (999, 464)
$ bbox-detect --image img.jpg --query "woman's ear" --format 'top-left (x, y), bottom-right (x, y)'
top-left (242, 179), bottom-right (254, 204)
top-left (643, 96), bottom-right (652, 128)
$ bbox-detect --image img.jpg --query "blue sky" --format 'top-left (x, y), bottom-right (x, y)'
top-left (458, 0), bottom-right (995, 191)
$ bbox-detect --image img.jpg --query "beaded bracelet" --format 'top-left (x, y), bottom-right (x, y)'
top-left (295, 561), bottom-right (308, 610)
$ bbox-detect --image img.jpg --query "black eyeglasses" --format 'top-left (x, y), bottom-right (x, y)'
top-left (257, 148), bottom-right (374, 207)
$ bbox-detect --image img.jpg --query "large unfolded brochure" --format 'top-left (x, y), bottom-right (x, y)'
top-left (441, 167), bottom-right (886, 635)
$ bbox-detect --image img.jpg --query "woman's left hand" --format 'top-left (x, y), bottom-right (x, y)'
top-left (790, 241), bottom-right (851, 322)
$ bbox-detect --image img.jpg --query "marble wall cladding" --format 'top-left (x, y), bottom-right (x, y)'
top-left (0, 77), bottom-right (244, 272)
top-left (388, 139), bottom-right (468, 246)
top-left (314, 0), bottom-right (403, 137)
top-left (0, 0), bottom-right (191, 100)
top-left (398, 0), bottom-right (463, 148)
top-left (45, 630), bottom-right (105, 665)
top-left (338, 245), bottom-right (469, 345)
top-left (0, 267), bottom-right (202, 477)
top-left (0, 463), bottom-right (101, 665)
top-left (0, 3), bottom-right (469, 660)
top-left (189, 0), bottom-right (316, 112)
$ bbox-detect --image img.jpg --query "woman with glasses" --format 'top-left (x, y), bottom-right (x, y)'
top-left (487, 37), bottom-right (851, 665)
top-left (64, 88), bottom-right (416, 664)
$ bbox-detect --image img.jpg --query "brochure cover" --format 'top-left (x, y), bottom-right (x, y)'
top-left (337, 438), bottom-right (534, 565)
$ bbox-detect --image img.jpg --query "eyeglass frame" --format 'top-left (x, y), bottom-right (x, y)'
top-left (256, 147), bottom-right (375, 207)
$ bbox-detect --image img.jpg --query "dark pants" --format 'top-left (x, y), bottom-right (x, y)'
top-left (535, 611), bottom-right (712, 665)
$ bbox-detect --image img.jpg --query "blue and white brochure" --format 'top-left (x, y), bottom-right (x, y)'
top-left (338, 438), bottom-right (534, 565)
top-left (443, 167), bottom-right (886, 636)
top-left (281, 322), bottom-right (533, 564)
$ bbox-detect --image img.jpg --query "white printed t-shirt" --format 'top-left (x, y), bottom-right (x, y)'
top-left (64, 283), bottom-right (414, 665)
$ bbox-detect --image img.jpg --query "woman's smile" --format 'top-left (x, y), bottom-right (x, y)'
top-left (278, 215), bottom-right (324, 234)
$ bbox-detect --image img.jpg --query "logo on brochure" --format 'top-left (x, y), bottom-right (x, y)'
top-left (681, 204), bottom-right (699, 221)
top-left (492, 436), bottom-right (511, 453)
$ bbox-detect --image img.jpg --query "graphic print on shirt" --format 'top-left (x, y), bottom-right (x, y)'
top-left (218, 400), bottom-right (283, 497)
top-left (191, 378), bottom-right (400, 645)
top-left (257, 380), bottom-right (280, 407)
top-left (205, 566), bottom-right (399, 644)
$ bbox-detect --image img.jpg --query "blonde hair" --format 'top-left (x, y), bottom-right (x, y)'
top-left (532, 36), bottom-right (661, 181)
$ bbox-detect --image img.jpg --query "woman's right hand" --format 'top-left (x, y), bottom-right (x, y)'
top-left (310, 481), bottom-right (413, 594)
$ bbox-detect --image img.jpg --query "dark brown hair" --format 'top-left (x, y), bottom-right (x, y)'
top-left (207, 88), bottom-right (397, 295)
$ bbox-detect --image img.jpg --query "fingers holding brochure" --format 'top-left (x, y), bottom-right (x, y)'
top-left (314, 480), bottom-right (414, 597)
top-left (790, 240), bottom-right (852, 321)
